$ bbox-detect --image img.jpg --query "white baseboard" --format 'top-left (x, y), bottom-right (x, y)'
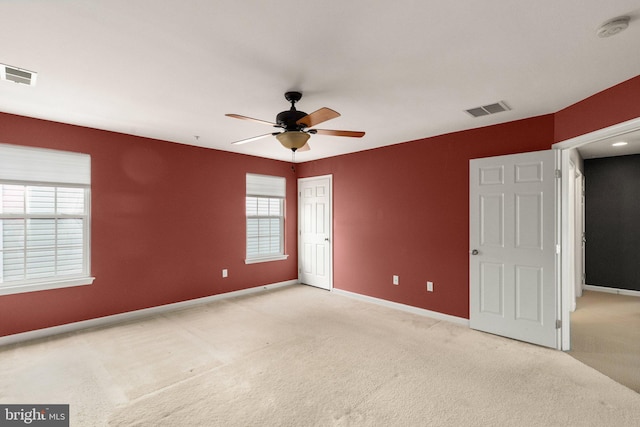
top-left (583, 285), bottom-right (640, 298)
top-left (331, 288), bottom-right (470, 327)
top-left (0, 280), bottom-right (298, 347)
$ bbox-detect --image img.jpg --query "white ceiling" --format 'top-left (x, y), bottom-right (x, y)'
top-left (1, 1), bottom-right (639, 162)
top-left (576, 128), bottom-right (640, 159)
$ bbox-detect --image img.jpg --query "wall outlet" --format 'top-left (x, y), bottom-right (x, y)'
top-left (393, 275), bottom-right (399, 285)
top-left (427, 281), bottom-right (434, 292)
top-left (222, 269), bottom-right (228, 278)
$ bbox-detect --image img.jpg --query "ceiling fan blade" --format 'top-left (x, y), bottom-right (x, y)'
top-left (296, 107), bottom-right (340, 128)
top-left (313, 129), bottom-right (365, 138)
top-left (231, 133), bottom-right (278, 145)
top-left (297, 142), bottom-right (311, 152)
top-left (226, 114), bottom-right (278, 127)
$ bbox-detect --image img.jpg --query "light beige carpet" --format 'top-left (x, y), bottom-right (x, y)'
top-left (569, 290), bottom-right (640, 393)
top-left (1, 284), bottom-right (640, 426)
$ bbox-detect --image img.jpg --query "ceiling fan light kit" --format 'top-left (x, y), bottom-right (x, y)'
top-left (276, 131), bottom-right (310, 151)
top-left (226, 91), bottom-right (364, 153)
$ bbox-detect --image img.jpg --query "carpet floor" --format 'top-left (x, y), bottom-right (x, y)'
top-left (569, 290), bottom-right (640, 393)
top-left (1, 284), bottom-right (639, 426)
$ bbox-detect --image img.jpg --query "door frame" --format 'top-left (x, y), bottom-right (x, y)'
top-left (575, 169), bottom-right (584, 300)
top-left (553, 116), bottom-right (640, 350)
top-left (297, 174), bottom-right (334, 290)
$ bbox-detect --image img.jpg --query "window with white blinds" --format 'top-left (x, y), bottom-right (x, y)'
top-left (0, 143), bottom-right (94, 295)
top-left (245, 174), bottom-right (288, 263)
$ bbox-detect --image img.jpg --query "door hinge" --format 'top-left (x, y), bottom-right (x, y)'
top-left (555, 169), bottom-right (562, 179)
top-left (556, 319), bottom-right (562, 329)
top-left (556, 244), bottom-right (561, 254)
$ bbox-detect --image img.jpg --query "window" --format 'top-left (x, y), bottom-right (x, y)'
top-left (0, 143), bottom-right (94, 295)
top-left (245, 173), bottom-right (287, 263)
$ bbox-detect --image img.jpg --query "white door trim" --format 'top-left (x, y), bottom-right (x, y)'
top-left (553, 116), bottom-right (640, 350)
top-left (553, 117), bottom-right (640, 149)
top-left (297, 174), bottom-right (333, 290)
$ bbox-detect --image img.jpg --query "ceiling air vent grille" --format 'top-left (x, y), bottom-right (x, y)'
top-left (465, 101), bottom-right (510, 118)
top-left (1, 64), bottom-right (37, 86)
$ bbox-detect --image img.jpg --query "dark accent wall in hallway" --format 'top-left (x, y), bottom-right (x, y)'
top-left (584, 154), bottom-right (640, 291)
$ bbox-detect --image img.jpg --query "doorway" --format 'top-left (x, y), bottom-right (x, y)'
top-left (469, 116), bottom-right (640, 351)
top-left (555, 116), bottom-right (640, 350)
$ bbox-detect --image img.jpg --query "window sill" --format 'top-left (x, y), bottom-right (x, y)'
top-left (0, 276), bottom-right (95, 296)
top-left (245, 254), bottom-right (289, 264)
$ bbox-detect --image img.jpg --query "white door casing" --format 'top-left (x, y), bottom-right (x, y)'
top-left (554, 117), bottom-right (640, 350)
top-left (469, 150), bottom-right (558, 348)
top-left (298, 175), bottom-right (332, 290)
top-left (575, 170), bottom-right (584, 299)
top-left (568, 161), bottom-right (576, 312)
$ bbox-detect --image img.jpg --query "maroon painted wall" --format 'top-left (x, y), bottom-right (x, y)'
top-left (2, 73), bottom-right (639, 336)
top-left (297, 116), bottom-right (555, 318)
top-left (0, 113), bottom-right (298, 337)
top-left (554, 75), bottom-right (640, 142)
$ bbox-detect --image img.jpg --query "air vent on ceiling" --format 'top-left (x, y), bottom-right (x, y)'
top-left (1, 64), bottom-right (38, 86)
top-left (465, 101), bottom-right (510, 118)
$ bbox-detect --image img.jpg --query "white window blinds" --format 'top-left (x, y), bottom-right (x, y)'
top-left (0, 143), bottom-right (90, 185)
top-left (246, 173), bottom-right (286, 198)
top-left (0, 143), bottom-right (93, 295)
top-left (245, 174), bottom-right (287, 263)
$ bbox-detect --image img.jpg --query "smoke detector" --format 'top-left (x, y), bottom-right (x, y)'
top-left (597, 16), bottom-right (630, 38)
top-left (1, 64), bottom-right (38, 86)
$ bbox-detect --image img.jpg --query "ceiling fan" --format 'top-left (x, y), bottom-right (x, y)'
top-left (226, 91), bottom-right (365, 152)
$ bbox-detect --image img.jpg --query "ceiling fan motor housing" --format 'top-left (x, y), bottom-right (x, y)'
top-left (276, 109), bottom-right (307, 131)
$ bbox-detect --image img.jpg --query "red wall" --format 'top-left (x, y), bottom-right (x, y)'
top-left (555, 75), bottom-right (640, 142)
top-left (297, 115), bottom-right (555, 318)
top-left (0, 113), bottom-right (298, 337)
top-left (2, 74), bottom-right (639, 336)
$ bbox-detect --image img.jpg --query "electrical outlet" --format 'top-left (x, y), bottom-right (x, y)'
top-left (222, 269), bottom-right (228, 278)
top-left (427, 281), bottom-right (433, 292)
top-left (393, 275), bottom-right (399, 285)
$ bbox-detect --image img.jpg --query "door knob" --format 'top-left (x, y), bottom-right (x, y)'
top-left (324, 238), bottom-right (330, 242)
top-left (471, 249), bottom-right (479, 255)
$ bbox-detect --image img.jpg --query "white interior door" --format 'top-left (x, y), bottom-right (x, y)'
top-left (470, 150), bottom-right (558, 348)
top-left (298, 175), bottom-right (332, 290)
